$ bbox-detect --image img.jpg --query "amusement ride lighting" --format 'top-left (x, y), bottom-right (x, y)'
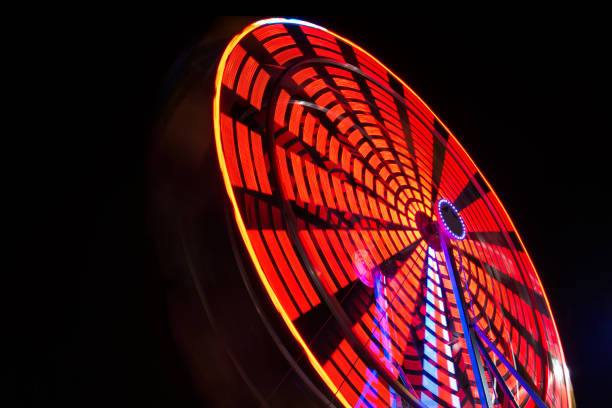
top-left (208, 17), bottom-right (573, 408)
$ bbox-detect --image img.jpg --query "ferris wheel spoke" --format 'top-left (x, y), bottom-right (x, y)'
top-left (306, 277), bottom-right (425, 407)
top-left (458, 234), bottom-right (551, 346)
top-left (290, 200), bottom-right (416, 232)
top-left (455, 238), bottom-right (550, 361)
top-left (282, 81), bottom-right (417, 213)
top-left (466, 230), bottom-right (524, 253)
top-left (304, 232), bottom-right (428, 405)
top-left (293, 281), bottom-right (368, 362)
top-left (452, 172), bottom-right (491, 213)
top-left (455, 239), bottom-right (535, 303)
top-left (375, 238), bottom-right (423, 279)
top-left (275, 144), bottom-right (413, 229)
top-left (473, 325), bottom-right (550, 408)
top-left (288, 229), bottom-right (422, 316)
top-left (449, 242), bottom-right (552, 407)
top-left (319, 275), bottom-right (425, 407)
top-left (287, 231), bottom-right (427, 401)
top-left (453, 244), bottom-right (546, 342)
top-left (335, 49), bottom-right (424, 206)
top-left (429, 119), bottom-right (451, 207)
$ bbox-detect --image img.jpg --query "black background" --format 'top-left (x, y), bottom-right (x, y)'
top-left (36, 15), bottom-right (610, 407)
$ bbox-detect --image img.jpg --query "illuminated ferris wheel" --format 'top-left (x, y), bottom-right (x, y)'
top-left (154, 17), bottom-right (574, 408)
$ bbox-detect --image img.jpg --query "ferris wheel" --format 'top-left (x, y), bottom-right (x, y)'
top-left (153, 17), bottom-right (574, 408)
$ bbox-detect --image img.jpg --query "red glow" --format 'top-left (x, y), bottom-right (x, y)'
top-left (214, 18), bottom-right (572, 408)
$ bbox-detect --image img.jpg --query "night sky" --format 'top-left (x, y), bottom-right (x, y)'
top-left (38, 15), bottom-right (610, 407)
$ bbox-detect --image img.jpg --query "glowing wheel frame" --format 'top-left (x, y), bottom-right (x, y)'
top-left (213, 18), bottom-right (573, 408)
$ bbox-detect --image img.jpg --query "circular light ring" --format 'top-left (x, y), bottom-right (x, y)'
top-left (437, 198), bottom-right (467, 240)
top-left (214, 18), bottom-right (572, 408)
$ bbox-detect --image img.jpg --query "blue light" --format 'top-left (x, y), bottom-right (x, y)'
top-left (427, 280), bottom-right (435, 292)
top-left (420, 393), bottom-right (438, 408)
top-left (426, 303), bottom-right (435, 318)
top-left (427, 255), bottom-right (438, 270)
top-left (425, 317), bottom-right (436, 332)
top-left (254, 18), bottom-right (328, 32)
top-left (424, 330), bottom-right (437, 347)
top-left (424, 344), bottom-right (436, 361)
top-left (422, 375), bottom-right (439, 396)
top-left (423, 359), bottom-right (438, 379)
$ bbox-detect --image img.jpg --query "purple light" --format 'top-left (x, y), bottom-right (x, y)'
top-left (437, 198), bottom-right (466, 240)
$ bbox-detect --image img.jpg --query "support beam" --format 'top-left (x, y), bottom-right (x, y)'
top-left (438, 227), bottom-right (493, 408)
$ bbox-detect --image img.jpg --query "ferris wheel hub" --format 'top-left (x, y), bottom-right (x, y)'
top-left (437, 198), bottom-right (467, 240)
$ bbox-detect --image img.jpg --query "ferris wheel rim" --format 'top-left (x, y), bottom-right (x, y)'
top-left (213, 17), bottom-right (573, 408)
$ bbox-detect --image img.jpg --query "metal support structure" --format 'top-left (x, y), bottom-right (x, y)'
top-left (473, 325), bottom-right (549, 408)
top-left (438, 226), bottom-right (494, 408)
top-left (472, 330), bottom-right (521, 408)
top-left (438, 222), bottom-right (550, 408)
